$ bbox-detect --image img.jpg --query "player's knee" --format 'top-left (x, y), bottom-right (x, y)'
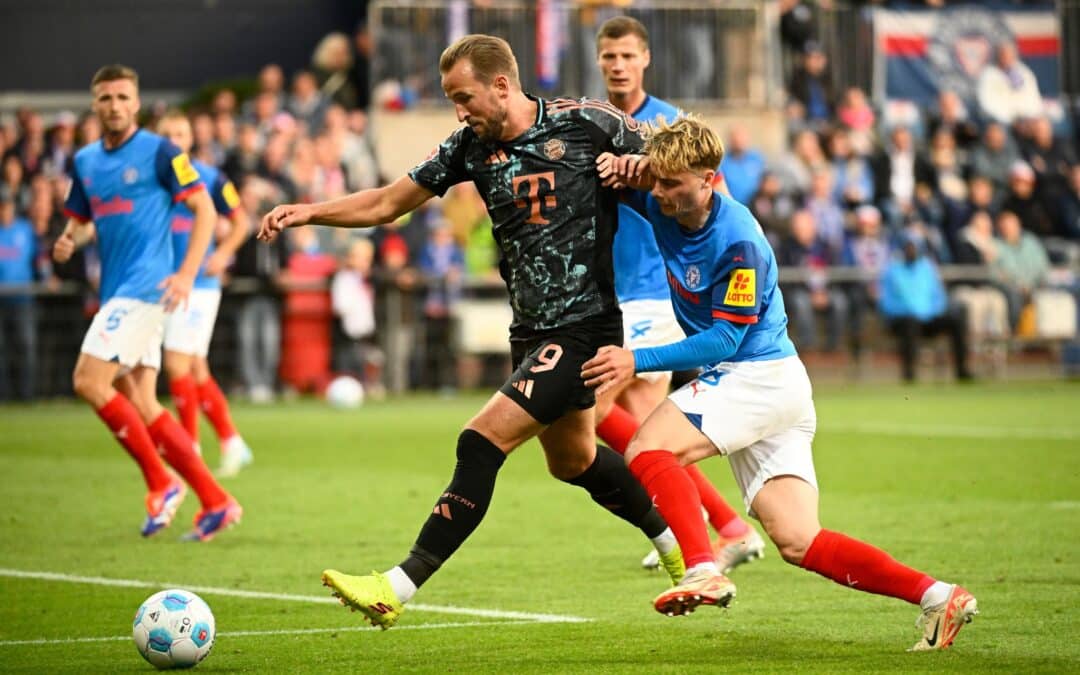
top-left (456, 429), bottom-right (508, 470)
top-left (769, 530), bottom-right (815, 566)
top-left (72, 368), bottom-right (105, 404)
top-left (547, 453), bottom-right (592, 481)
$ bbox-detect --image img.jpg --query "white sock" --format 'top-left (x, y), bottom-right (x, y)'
top-left (920, 581), bottom-right (953, 610)
top-left (384, 566), bottom-right (417, 604)
top-left (651, 528), bottom-right (677, 555)
top-left (687, 561), bottom-right (720, 576)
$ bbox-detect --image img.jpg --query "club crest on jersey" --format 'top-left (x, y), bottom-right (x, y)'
top-left (684, 264), bottom-right (702, 290)
top-left (724, 268), bottom-right (756, 307)
top-left (543, 138), bottom-right (566, 161)
top-left (123, 167), bottom-right (139, 185)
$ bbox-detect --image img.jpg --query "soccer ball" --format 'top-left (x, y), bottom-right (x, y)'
top-left (132, 589), bottom-right (215, 669)
top-left (326, 375), bottom-right (365, 409)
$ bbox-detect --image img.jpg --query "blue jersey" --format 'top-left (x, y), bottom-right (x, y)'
top-left (0, 217), bottom-right (36, 304)
top-left (627, 191), bottom-right (795, 365)
top-left (64, 129), bottom-right (204, 303)
top-left (613, 95), bottom-right (682, 303)
top-left (170, 159), bottom-right (240, 290)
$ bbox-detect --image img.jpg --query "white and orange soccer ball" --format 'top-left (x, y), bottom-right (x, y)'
top-left (132, 589), bottom-right (215, 669)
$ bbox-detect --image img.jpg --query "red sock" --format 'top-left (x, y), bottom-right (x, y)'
top-left (800, 529), bottom-right (935, 605)
top-left (169, 374), bottom-right (200, 443)
top-left (148, 411), bottom-right (229, 509)
top-left (197, 376), bottom-right (238, 442)
top-left (684, 464), bottom-right (748, 538)
top-left (629, 450), bottom-right (713, 568)
top-left (96, 393), bottom-right (172, 492)
top-left (596, 404), bottom-right (637, 455)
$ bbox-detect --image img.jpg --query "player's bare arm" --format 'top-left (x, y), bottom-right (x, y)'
top-left (52, 218), bottom-right (96, 263)
top-left (596, 152), bottom-right (654, 190)
top-left (258, 175), bottom-right (434, 243)
top-left (161, 187), bottom-right (214, 311)
top-left (581, 345), bottom-right (637, 396)
top-left (204, 206), bottom-right (250, 277)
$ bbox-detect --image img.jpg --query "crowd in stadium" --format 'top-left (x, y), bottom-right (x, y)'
top-left (0, 8), bottom-right (1078, 402)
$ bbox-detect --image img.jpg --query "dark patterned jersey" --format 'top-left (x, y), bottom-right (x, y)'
top-left (409, 95), bottom-right (648, 339)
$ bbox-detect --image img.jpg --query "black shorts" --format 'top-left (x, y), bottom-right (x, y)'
top-left (500, 322), bottom-right (622, 425)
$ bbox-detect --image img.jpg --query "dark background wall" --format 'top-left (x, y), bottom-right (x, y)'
top-left (0, 0), bottom-right (367, 90)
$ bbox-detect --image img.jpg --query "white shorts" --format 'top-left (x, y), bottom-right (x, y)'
top-left (80, 298), bottom-right (166, 373)
top-left (668, 355), bottom-right (818, 517)
top-left (164, 288), bottom-right (222, 357)
top-left (622, 299), bottom-right (686, 384)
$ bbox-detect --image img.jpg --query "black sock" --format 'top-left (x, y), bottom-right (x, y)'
top-left (398, 429), bottom-right (506, 588)
top-left (565, 444), bottom-right (668, 539)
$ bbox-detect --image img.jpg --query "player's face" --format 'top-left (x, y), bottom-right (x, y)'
top-left (597, 35), bottom-right (650, 100)
top-left (158, 118), bottom-right (193, 154)
top-left (442, 60), bottom-right (508, 143)
top-left (650, 169), bottom-right (713, 220)
top-left (91, 78), bottom-right (140, 136)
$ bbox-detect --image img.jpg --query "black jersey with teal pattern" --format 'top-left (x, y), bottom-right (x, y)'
top-left (409, 96), bottom-right (649, 339)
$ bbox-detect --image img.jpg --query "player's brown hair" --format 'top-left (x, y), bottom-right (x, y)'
top-left (439, 34), bottom-right (520, 88)
top-left (90, 64), bottom-right (139, 91)
top-left (646, 116), bottom-right (725, 177)
top-left (596, 16), bottom-right (649, 50)
top-left (155, 108), bottom-right (191, 134)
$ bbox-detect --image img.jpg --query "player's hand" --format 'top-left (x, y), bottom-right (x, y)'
top-left (159, 271), bottom-right (195, 313)
top-left (204, 249), bottom-right (231, 277)
top-left (258, 203), bottom-right (314, 243)
top-left (581, 345), bottom-right (636, 396)
top-left (53, 232), bottom-right (76, 263)
top-left (596, 153), bottom-right (650, 189)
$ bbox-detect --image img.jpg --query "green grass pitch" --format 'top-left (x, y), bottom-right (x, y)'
top-left (1, 380), bottom-right (1078, 673)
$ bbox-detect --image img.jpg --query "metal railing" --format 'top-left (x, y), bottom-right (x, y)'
top-left (368, 0), bottom-right (777, 107)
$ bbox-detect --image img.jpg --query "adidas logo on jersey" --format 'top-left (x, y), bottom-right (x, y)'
top-left (511, 379), bottom-right (534, 398)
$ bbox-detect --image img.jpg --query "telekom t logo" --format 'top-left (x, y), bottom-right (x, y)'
top-left (512, 171), bottom-right (556, 224)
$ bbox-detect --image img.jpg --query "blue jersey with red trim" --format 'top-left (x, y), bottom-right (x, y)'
top-left (64, 129), bottom-right (204, 303)
top-left (169, 159), bottom-right (240, 290)
top-left (613, 95), bottom-right (681, 303)
top-left (627, 190), bottom-right (795, 363)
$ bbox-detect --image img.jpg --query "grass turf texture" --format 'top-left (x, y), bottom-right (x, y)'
top-left (1, 380), bottom-right (1077, 673)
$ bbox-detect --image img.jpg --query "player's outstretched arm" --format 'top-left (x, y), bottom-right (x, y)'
top-left (258, 175), bottom-right (434, 243)
top-left (52, 218), bottom-right (96, 263)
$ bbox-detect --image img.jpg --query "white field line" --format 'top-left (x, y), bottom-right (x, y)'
top-left (0, 620), bottom-right (546, 647)
top-left (824, 422), bottom-right (1079, 441)
top-left (0, 568), bottom-right (591, 625)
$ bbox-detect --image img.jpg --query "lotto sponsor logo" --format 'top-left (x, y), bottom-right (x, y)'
top-left (724, 269), bottom-right (756, 307)
top-left (171, 153), bottom-right (200, 186)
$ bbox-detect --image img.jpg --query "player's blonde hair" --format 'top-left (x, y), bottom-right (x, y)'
top-left (91, 64), bottom-right (139, 91)
top-left (645, 116), bottom-right (725, 177)
top-left (439, 34), bottom-right (521, 88)
top-left (156, 108), bottom-right (190, 133)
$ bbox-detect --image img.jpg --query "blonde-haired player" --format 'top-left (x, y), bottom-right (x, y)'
top-left (157, 110), bottom-right (254, 477)
top-left (584, 116), bottom-right (977, 651)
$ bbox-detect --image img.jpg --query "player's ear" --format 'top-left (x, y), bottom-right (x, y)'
top-left (493, 74), bottom-right (510, 97)
top-left (642, 48), bottom-right (651, 70)
top-left (701, 169), bottom-right (716, 187)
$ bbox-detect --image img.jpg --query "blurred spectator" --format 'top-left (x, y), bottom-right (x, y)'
top-left (779, 1), bottom-right (821, 71)
top-left (773, 128), bottom-right (827, 199)
top-left (787, 41), bottom-right (834, 127)
top-left (14, 111), bottom-right (45, 176)
top-left (925, 91), bottom-right (980, 151)
top-left (993, 209), bottom-right (1050, 328)
top-left (976, 43), bottom-right (1043, 126)
top-left (879, 236), bottom-right (972, 382)
top-left (836, 87), bottom-right (875, 154)
top-left (844, 205), bottom-right (891, 359)
top-left (43, 111), bottom-right (77, 177)
top-left (213, 112), bottom-right (237, 154)
top-left (1059, 165), bottom-right (1080, 240)
top-left (211, 89), bottom-right (239, 119)
top-left (331, 237), bottom-right (384, 397)
top-left (287, 70), bottom-right (328, 134)
top-left (417, 219), bottom-right (464, 392)
top-left (951, 210), bottom-right (1010, 343)
top-left (1, 153), bottom-right (31, 214)
top-left (945, 175), bottom-right (999, 255)
top-left (313, 32), bottom-right (360, 110)
top-left (76, 111), bottom-right (101, 148)
top-left (0, 185), bottom-right (39, 400)
top-left (777, 209), bottom-right (849, 352)
top-left (191, 111), bottom-right (223, 167)
top-left (258, 133), bottom-right (299, 202)
top-left (1023, 117), bottom-right (1077, 213)
top-left (1001, 160), bottom-right (1056, 239)
top-left (351, 22), bottom-right (374, 111)
top-left (244, 64), bottom-right (287, 118)
top-left (232, 178), bottom-right (286, 402)
top-left (926, 128), bottom-right (968, 205)
top-left (279, 225), bottom-right (337, 393)
top-left (246, 91), bottom-right (280, 146)
top-left (749, 171), bottom-right (798, 245)
top-left (804, 168), bottom-right (846, 258)
top-left (827, 128), bottom-right (874, 208)
top-left (721, 124), bottom-right (765, 205)
top-left (970, 123), bottom-right (1020, 197)
top-left (323, 106), bottom-right (380, 191)
top-left (873, 125), bottom-right (935, 228)
top-left (312, 133), bottom-right (349, 203)
top-left (223, 122), bottom-right (263, 184)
